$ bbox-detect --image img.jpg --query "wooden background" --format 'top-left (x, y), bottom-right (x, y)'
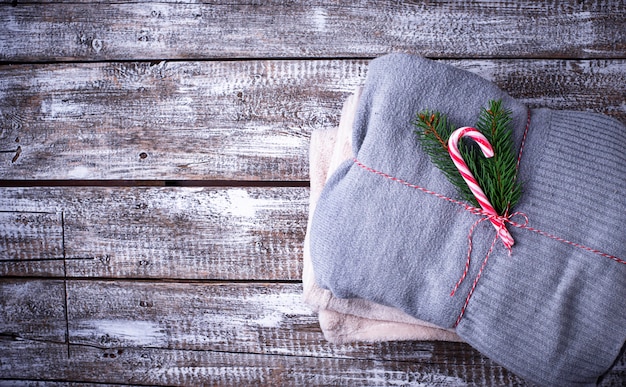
top-left (1, 1), bottom-right (625, 385)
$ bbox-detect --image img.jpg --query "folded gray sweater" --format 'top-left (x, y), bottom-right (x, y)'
top-left (310, 53), bottom-right (626, 386)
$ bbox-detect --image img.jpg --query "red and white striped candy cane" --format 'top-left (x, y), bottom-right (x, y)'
top-left (448, 127), bottom-right (514, 249)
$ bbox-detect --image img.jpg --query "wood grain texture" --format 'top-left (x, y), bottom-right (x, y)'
top-left (0, 342), bottom-right (528, 386)
top-left (1, 1), bottom-right (625, 62)
top-left (0, 186), bottom-right (307, 279)
top-left (1, 279), bottom-right (624, 385)
top-left (0, 59), bottom-right (358, 180)
top-left (0, 210), bottom-right (65, 276)
top-left (0, 279), bottom-right (67, 343)
top-left (0, 279), bottom-right (528, 385)
top-left (1, 59), bottom-right (625, 181)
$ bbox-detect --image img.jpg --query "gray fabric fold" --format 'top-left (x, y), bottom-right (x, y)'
top-left (309, 53), bottom-right (626, 386)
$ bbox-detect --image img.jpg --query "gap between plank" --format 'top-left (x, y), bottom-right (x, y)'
top-left (61, 211), bottom-right (71, 359)
top-left (0, 276), bottom-right (303, 285)
top-left (0, 257), bottom-right (95, 263)
top-left (0, 55), bottom-right (376, 66)
top-left (0, 180), bottom-right (310, 188)
top-left (2, 55), bottom-right (625, 67)
top-left (0, 380), bottom-right (149, 387)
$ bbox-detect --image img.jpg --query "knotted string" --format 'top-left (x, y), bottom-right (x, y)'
top-left (352, 108), bottom-right (626, 327)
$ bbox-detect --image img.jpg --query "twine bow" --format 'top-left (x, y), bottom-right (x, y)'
top-left (448, 208), bottom-right (529, 327)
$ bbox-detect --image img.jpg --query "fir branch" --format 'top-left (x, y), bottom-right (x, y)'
top-left (473, 100), bottom-right (522, 215)
top-left (413, 111), bottom-right (478, 207)
top-left (413, 100), bottom-right (522, 216)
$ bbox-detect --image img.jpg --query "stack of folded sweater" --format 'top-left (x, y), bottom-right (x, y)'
top-left (303, 53), bottom-right (626, 386)
top-left (303, 86), bottom-right (463, 344)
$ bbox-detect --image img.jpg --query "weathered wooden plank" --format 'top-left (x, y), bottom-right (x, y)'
top-left (0, 279), bottom-right (67, 343)
top-left (0, 383), bottom-right (126, 387)
top-left (447, 59), bottom-right (626, 120)
top-left (0, 210), bottom-right (65, 276)
top-left (0, 382), bottom-right (124, 387)
top-left (1, 59), bottom-right (625, 181)
top-left (0, 278), bottom-right (477, 362)
top-left (0, 342), bottom-right (528, 386)
top-left (67, 280), bottom-right (319, 355)
top-left (2, 279), bottom-right (624, 385)
top-left (0, 187), bottom-right (307, 280)
top-left (0, 279), bottom-right (528, 385)
top-left (0, 346), bottom-right (611, 386)
top-left (0, 59), bottom-right (357, 180)
top-left (1, 1), bottom-right (625, 62)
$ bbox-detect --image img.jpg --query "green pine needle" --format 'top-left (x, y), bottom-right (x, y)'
top-left (413, 100), bottom-right (522, 216)
top-left (413, 111), bottom-right (479, 208)
top-left (473, 100), bottom-right (522, 215)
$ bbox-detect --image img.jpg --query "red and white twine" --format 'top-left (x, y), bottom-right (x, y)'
top-left (352, 109), bottom-right (626, 327)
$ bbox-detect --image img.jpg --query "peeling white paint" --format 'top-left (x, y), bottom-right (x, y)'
top-left (67, 166), bottom-right (92, 179)
top-left (265, 132), bottom-right (305, 151)
top-left (210, 189), bottom-right (276, 219)
top-left (40, 98), bottom-right (85, 119)
top-left (174, 96), bottom-right (195, 116)
top-left (200, 290), bottom-right (312, 330)
top-left (78, 319), bottom-right (167, 346)
top-left (227, 189), bottom-right (257, 218)
top-left (247, 291), bottom-right (313, 329)
top-left (343, 367), bottom-right (466, 386)
top-left (251, 313), bottom-right (284, 328)
top-left (227, 129), bottom-right (306, 158)
top-left (311, 7), bottom-right (328, 32)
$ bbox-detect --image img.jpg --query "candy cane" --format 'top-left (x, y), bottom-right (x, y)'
top-left (448, 127), bottom-right (514, 249)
